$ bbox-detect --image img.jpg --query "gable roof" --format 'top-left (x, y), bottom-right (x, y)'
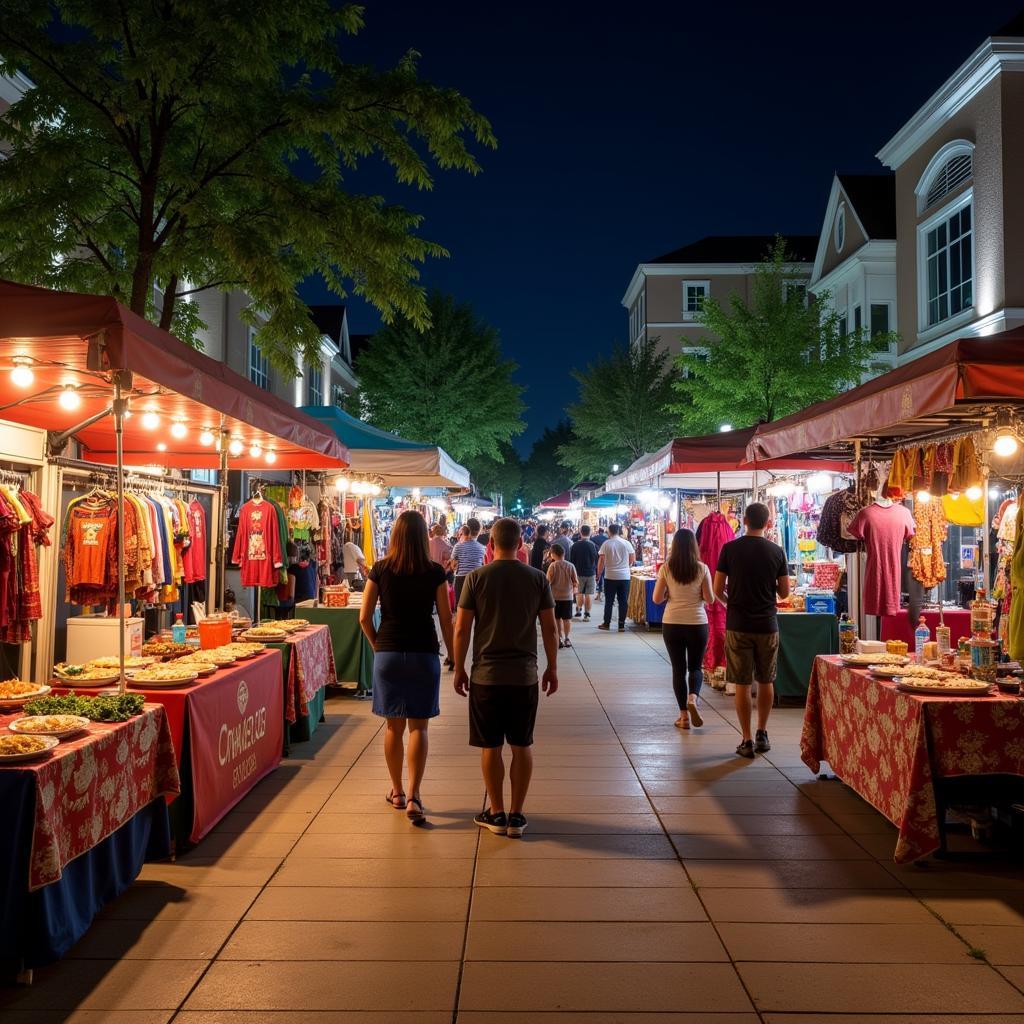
top-left (836, 174), bottom-right (896, 239)
top-left (308, 304), bottom-right (347, 347)
top-left (649, 234), bottom-right (818, 265)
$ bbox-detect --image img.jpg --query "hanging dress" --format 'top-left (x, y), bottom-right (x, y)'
top-left (697, 512), bottom-right (733, 672)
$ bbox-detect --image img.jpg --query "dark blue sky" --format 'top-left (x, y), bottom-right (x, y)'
top-left (301, 0), bottom-right (1022, 454)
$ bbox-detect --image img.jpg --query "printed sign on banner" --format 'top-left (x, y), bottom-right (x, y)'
top-left (960, 544), bottom-right (976, 570)
top-left (186, 650), bottom-right (284, 843)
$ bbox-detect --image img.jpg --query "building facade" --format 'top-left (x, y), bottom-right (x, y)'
top-left (877, 18), bottom-right (1024, 360)
top-left (622, 235), bottom-right (817, 361)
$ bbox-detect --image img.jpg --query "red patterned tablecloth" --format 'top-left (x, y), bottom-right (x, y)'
top-left (280, 624), bottom-right (337, 724)
top-left (0, 705), bottom-right (180, 890)
top-left (801, 655), bottom-right (1024, 863)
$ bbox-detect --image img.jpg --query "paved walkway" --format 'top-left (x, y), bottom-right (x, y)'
top-left (6, 621), bottom-right (1024, 1022)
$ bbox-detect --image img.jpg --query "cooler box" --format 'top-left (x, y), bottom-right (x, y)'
top-left (66, 615), bottom-right (144, 664)
top-left (805, 593), bottom-right (836, 615)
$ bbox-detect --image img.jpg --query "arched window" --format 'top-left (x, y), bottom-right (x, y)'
top-left (834, 205), bottom-right (845, 252)
top-left (916, 141), bottom-right (974, 214)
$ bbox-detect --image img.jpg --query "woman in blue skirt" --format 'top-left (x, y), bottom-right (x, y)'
top-left (360, 510), bottom-right (454, 823)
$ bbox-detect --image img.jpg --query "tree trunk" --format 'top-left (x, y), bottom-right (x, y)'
top-left (159, 274), bottom-right (178, 331)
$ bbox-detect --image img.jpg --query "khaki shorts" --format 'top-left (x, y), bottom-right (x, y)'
top-left (577, 575), bottom-right (596, 595)
top-left (725, 630), bottom-right (779, 685)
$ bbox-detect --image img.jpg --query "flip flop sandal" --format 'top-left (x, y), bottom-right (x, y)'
top-left (386, 789), bottom-right (407, 809)
top-left (406, 796), bottom-right (426, 824)
top-left (674, 716), bottom-right (690, 730)
top-left (687, 701), bottom-right (704, 728)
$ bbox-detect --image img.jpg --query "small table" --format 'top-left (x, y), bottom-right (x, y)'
top-left (775, 613), bottom-right (840, 698)
top-left (265, 623), bottom-right (338, 743)
top-left (298, 606), bottom-right (374, 693)
top-left (802, 654), bottom-right (1024, 862)
top-left (0, 705), bottom-right (179, 967)
top-left (627, 575), bottom-right (660, 627)
top-left (880, 608), bottom-right (972, 648)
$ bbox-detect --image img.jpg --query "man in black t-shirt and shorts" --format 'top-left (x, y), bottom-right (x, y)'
top-left (713, 502), bottom-right (790, 758)
top-left (453, 517), bottom-right (559, 837)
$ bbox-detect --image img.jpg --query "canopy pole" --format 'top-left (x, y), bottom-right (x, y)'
top-left (852, 440), bottom-right (864, 641)
top-left (717, 471), bottom-right (722, 509)
top-left (217, 419), bottom-right (229, 611)
top-left (981, 461), bottom-right (991, 594)
top-left (113, 375), bottom-right (128, 695)
top-left (675, 488), bottom-right (681, 530)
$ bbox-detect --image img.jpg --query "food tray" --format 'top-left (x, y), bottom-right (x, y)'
top-left (997, 678), bottom-right (1021, 694)
top-left (0, 734), bottom-right (59, 762)
top-left (9, 715), bottom-right (91, 739)
top-left (0, 684), bottom-right (52, 707)
top-left (841, 653), bottom-right (910, 667)
top-left (54, 669), bottom-right (120, 686)
top-left (895, 679), bottom-right (993, 696)
top-left (241, 629), bottom-right (287, 641)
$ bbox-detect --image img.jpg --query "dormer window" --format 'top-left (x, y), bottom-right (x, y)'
top-left (915, 140), bottom-right (974, 214)
top-left (834, 206), bottom-right (845, 253)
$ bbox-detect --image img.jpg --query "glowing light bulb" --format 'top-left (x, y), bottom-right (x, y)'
top-left (156, 442), bottom-right (167, 452)
top-left (916, 490), bottom-right (932, 504)
top-left (719, 423), bottom-right (733, 433)
top-left (965, 486), bottom-right (983, 501)
top-left (249, 443), bottom-right (262, 459)
top-left (171, 421), bottom-right (187, 439)
top-left (264, 450), bottom-right (277, 464)
top-left (58, 385), bottom-right (80, 410)
top-left (990, 487), bottom-right (1001, 500)
top-left (228, 438), bottom-right (244, 457)
top-left (199, 429), bottom-right (214, 446)
top-left (11, 363), bottom-right (33, 388)
top-left (141, 410), bottom-right (160, 430)
top-left (993, 433), bottom-right (1018, 458)
top-left (334, 476), bottom-right (349, 492)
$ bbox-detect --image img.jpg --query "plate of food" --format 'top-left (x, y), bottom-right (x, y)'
top-left (895, 676), bottom-right (993, 696)
top-left (191, 648), bottom-right (237, 666)
top-left (53, 664), bottom-right (121, 686)
top-left (278, 619), bottom-right (310, 633)
top-left (241, 626), bottom-right (288, 641)
top-left (9, 714), bottom-right (90, 739)
top-left (125, 665), bottom-right (201, 688)
top-left (878, 664), bottom-right (966, 682)
top-left (141, 640), bottom-right (195, 660)
top-left (0, 680), bottom-right (52, 707)
top-left (86, 656), bottom-right (156, 670)
top-left (0, 733), bottom-right (59, 762)
top-left (173, 657), bottom-right (217, 676)
top-left (840, 653), bottom-right (911, 668)
top-left (221, 642), bottom-right (265, 659)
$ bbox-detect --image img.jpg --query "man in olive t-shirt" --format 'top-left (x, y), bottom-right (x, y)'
top-left (454, 517), bottom-right (558, 838)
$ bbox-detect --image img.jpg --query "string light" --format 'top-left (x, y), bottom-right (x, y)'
top-left (334, 476), bottom-right (349, 492)
top-left (264, 451), bottom-right (277, 465)
top-left (228, 438), bottom-right (244, 457)
top-left (156, 442), bottom-right (167, 452)
top-left (993, 433), bottom-right (1018, 458)
top-left (171, 421), bottom-right (187, 439)
top-left (916, 490), bottom-right (932, 504)
top-left (141, 410), bottom-right (160, 430)
top-left (58, 385), bottom-right (80, 411)
top-left (965, 485), bottom-right (983, 501)
top-left (199, 429), bottom-right (214, 446)
top-left (10, 359), bottom-right (33, 388)
top-left (249, 443), bottom-right (262, 459)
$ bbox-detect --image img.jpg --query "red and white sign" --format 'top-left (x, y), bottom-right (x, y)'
top-left (186, 649), bottom-right (283, 842)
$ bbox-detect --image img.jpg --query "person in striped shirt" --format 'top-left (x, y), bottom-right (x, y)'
top-left (452, 518), bottom-right (486, 605)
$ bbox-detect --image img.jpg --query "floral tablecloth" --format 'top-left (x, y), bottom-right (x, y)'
top-left (801, 655), bottom-right (1024, 863)
top-left (278, 623), bottom-right (337, 724)
top-left (0, 704), bottom-right (180, 890)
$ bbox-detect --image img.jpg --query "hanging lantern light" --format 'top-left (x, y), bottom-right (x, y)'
top-left (58, 385), bottom-right (81, 410)
top-left (264, 450), bottom-right (277, 464)
top-left (171, 421), bottom-right (188, 439)
top-left (141, 409), bottom-right (160, 430)
top-left (199, 429), bottom-right (214, 446)
top-left (227, 437), bottom-right (244, 457)
top-left (249, 443), bottom-right (262, 459)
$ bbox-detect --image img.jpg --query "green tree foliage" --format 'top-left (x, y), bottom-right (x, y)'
top-left (354, 292), bottom-right (525, 464)
top-left (671, 236), bottom-right (878, 432)
top-left (0, 1), bottom-right (494, 370)
top-left (466, 443), bottom-right (522, 507)
top-left (521, 421), bottom-right (577, 508)
top-left (557, 337), bottom-right (678, 481)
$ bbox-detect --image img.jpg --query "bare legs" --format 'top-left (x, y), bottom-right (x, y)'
top-left (733, 682), bottom-right (774, 743)
top-left (384, 717), bottom-right (430, 800)
top-left (481, 743), bottom-right (534, 815)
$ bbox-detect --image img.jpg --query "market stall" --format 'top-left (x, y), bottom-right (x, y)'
top-left (263, 623), bottom-right (338, 744)
top-left (802, 655), bottom-right (1024, 862)
top-left (0, 702), bottom-right (179, 969)
top-left (299, 605), bottom-right (374, 694)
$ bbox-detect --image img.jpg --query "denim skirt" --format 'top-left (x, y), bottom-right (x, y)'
top-left (372, 651), bottom-right (441, 719)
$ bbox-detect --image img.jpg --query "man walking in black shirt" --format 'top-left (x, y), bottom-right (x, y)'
top-left (569, 525), bottom-right (599, 620)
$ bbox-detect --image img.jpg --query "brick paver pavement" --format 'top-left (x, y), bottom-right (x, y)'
top-left (5, 621), bottom-right (1024, 1021)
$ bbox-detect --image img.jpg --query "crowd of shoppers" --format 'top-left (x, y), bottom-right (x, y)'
top-left (357, 504), bottom-right (785, 834)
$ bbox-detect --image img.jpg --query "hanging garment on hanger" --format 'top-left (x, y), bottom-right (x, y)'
top-left (697, 512), bottom-right (733, 672)
top-left (1009, 503), bottom-right (1024, 661)
top-left (846, 501), bottom-right (915, 617)
top-left (941, 492), bottom-right (984, 527)
top-left (817, 487), bottom-right (861, 554)
top-left (183, 499), bottom-right (208, 584)
top-left (909, 498), bottom-right (948, 589)
top-left (231, 497), bottom-right (284, 587)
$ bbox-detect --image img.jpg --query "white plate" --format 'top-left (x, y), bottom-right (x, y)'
top-left (9, 715), bottom-right (90, 739)
top-left (126, 668), bottom-right (200, 687)
top-left (0, 684), bottom-right (52, 707)
top-left (0, 735), bottom-right (60, 762)
top-left (896, 680), bottom-right (993, 696)
top-left (54, 670), bottom-right (121, 686)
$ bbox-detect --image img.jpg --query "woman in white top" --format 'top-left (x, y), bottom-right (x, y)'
top-left (652, 528), bottom-right (715, 729)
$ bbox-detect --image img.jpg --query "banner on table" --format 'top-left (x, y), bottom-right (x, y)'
top-left (186, 650), bottom-right (283, 842)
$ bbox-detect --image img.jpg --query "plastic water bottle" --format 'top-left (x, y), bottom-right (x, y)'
top-left (172, 613), bottom-right (186, 644)
top-left (914, 616), bottom-right (930, 663)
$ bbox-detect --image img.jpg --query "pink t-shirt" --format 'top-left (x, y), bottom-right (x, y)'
top-left (847, 502), bottom-right (915, 616)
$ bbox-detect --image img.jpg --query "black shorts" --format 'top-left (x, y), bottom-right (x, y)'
top-left (554, 599), bottom-right (574, 620)
top-left (469, 683), bottom-right (539, 748)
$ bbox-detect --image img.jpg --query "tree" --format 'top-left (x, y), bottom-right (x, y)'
top-left (466, 443), bottom-right (522, 508)
top-left (671, 236), bottom-right (878, 433)
top-left (0, 1), bottom-right (494, 370)
top-left (521, 421), bottom-right (576, 508)
top-left (557, 337), bottom-right (678, 481)
top-left (354, 291), bottom-right (525, 463)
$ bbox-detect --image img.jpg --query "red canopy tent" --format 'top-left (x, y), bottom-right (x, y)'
top-left (745, 333), bottom-right (1024, 463)
top-left (0, 279), bottom-right (349, 470)
top-left (536, 490), bottom-right (573, 510)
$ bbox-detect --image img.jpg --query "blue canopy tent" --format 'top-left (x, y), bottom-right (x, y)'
top-left (299, 406), bottom-right (470, 489)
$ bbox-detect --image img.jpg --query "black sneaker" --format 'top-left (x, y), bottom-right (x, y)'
top-left (584, 613), bottom-right (590, 621)
top-left (574, 608), bottom-right (582, 618)
top-left (754, 730), bottom-right (771, 753)
top-left (736, 739), bottom-right (755, 759)
top-left (618, 625), bottom-right (626, 632)
top-left (507, 813), bottom-right (528, 838)
top-left (474, 810), bottom-right (508, 835)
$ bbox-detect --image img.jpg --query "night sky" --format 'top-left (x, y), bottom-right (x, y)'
top-left (300, 1), bottom-right (1023, 454)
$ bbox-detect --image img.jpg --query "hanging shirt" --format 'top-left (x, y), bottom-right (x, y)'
top-left (231, 498), bottom-right (284, 587)
top-left (183, 500), bottom-right (208, 583)
top-left (846, 502), bottom-right (915, 617)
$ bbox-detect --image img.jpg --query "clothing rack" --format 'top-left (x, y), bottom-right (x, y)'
top-left (0, 467), bottom-right (28, 488)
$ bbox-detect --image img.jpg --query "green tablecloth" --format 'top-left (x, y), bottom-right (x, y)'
top-left (301, 606), bottom-right (375, 693)
top-left (776, 613), bottom-right (839, 698)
